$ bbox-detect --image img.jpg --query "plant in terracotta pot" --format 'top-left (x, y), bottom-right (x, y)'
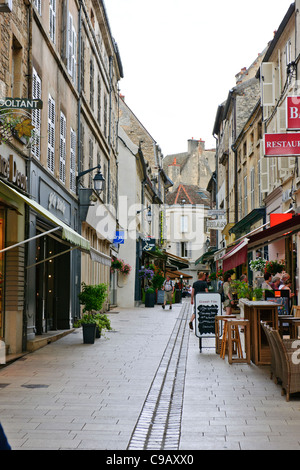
top-left (75, 283), bottom-right (108, 343)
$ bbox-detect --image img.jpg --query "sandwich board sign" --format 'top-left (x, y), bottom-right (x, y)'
top-left (195, 293), bottom-right (222, 352)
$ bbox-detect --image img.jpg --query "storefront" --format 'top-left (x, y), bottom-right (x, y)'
top-left (0, 147), bottom-right (27, 355)
top-left (0, 162), bottom-right (90, 349)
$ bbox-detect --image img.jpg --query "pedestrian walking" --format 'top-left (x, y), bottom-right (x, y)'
top-left (162, 275), bottom-right (175, 310)
top-left (189, 272), bottom-right (208, 330)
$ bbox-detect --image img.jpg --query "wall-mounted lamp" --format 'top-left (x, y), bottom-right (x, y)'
top-left (77, 164), bottom-right (105, 193)
top-left (205, 237), bottom-right (210, 251)
top-left (137, 205), bottom-right (152, 224)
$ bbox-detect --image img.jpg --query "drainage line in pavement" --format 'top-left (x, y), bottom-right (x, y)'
top-left (127, 301), bottom-right (190, 450)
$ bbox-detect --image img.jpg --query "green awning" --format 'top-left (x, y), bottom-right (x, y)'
top-left (195, 248), bottom-right (218, 265)
top-left (0, 181), bottom-right (90, 252)
top-left (229, 208), bottom-right (265, 237)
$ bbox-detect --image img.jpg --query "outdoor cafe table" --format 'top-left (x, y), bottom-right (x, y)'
top-left (239, 300), bottom-right (278, 365)
top-left (278, 316), bottom-right (300, 339)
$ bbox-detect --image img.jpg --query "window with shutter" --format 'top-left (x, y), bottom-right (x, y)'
top-left (261, 62), bottom-right (276, 107)
top-left (59, 112), bottom-right (66, 184)
top-left (260, 140), bottom-right (269, 193)
top-left (250, 167), bottom-right (255, 211)
top-left (49, 0), bottom-right (56, 43)
top-left (47, 95), bottom-right (55, 173)
top-left (34, 0), bottom-right (41, 15)
top-left (70, 129), bottom-right (76, 193)
top-left (67, 13), bottom-right (77, 82)
top-left (32, 68), bottom-right (41, 160)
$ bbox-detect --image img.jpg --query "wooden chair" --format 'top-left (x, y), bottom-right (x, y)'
top-left (291, 306), bottom-right (300, 317)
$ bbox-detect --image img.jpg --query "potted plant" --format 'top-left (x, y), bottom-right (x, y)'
top-left (93, 313), bottom-right (112, 338)
top-left (253, 287), bottom-right (263, 301)
top-left (152, 272), bottom-right (165, 302)
top-left (76, 283), bottom-right (108, 343)
top-left (145, 287), bottom-right (156, 308)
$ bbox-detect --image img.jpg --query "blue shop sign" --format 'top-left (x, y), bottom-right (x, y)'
top-left (114, 231), bottom-right (125, 244)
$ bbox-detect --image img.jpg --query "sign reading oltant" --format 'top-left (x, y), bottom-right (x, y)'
top-left (264, 133), bottom-right (300, 157)
top-left (0, 98), bottom-right (43, 110)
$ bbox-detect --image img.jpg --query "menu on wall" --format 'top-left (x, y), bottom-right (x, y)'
top-left (195, 293), bottom-right (222, 338)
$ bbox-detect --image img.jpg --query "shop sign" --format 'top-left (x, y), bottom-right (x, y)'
top-left (286, 96), bottom-right (300, 130)
top-left (207, 210), bottom-right (226, 217)
top-left (264, 133), bottom-right (300, 157)
top-left (0, 97), bottom-right (43, 110)
top-left (207, 219), bottom-right (226, 230)
top-left (142, 237), bottom-right (156, 252)
top-left (0, 153), bottom-right (27, 191)
top-left (113, 231), bottom-right (125, 245)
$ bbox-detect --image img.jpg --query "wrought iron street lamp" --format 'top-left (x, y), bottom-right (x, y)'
top-left (77, 164), bottom-right (105, 194)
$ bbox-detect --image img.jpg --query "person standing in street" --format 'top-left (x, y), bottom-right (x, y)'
top-left (223, 273), bottom-right (234, 315)
top-left (189, 272), bottom-right (208, 330)
top-left (162, 275), bottom-right (175, 310)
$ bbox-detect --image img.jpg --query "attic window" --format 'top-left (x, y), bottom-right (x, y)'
top-left (197, 191), bottom-right (208, 199)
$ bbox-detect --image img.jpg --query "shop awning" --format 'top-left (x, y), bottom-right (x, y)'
top-left (164, 251), bottom-right (190, 270)
top-left (0, 181), bottom-right (90, 252)
top-left (166, 270), bottom-right (193, 279)
top-left (195, 248), bottom-right (218, 265)
top-left (90, 247), bottom-right (111, 266)
top-left (247, 214), bottom-right (300, 251)
top-left (222, 239), bottom-right (248, 272)
top-left (229, 208), bottom-right (266, 237)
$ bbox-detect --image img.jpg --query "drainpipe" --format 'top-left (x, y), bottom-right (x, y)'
top-left (77, 1), bottom-right (83, 198)
top-left (232, 94), bottom-right (238, 224)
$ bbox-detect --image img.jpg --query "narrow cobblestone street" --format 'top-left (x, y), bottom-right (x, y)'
top-left (1, 301), bottom-right (300, 451)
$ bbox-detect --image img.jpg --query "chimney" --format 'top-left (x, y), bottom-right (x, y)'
top-left (188, 138), bottom-right (199, 154)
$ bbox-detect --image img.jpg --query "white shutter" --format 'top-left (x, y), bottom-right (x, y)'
top-left (67, 12), bottom-right (76, 82)
top-left (47, 95), bottom-right (55, 173)
top-left (49, 0), bottom-right (56, 43)
top-left (260, 140), bottom-right (269, 193)
top-left (70, 128), bottom-right (76, 193)
top-left (67, 13), bottom-right (73, 76)
top-left (34, 0), bottom-right (41, 15)
top-left (72, 26), bottom-right (77, 82)
top-left (32, 68), bottom-right (41, 160)
top-left (59, 112), bottom-right (66, 184)
top-left (261, 62), bottom-right (276, 107)
top-left (250, 167), bottom-right (255, 210)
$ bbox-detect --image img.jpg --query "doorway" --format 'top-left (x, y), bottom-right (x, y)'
top-left (35, 231), bottom-right (70, 334)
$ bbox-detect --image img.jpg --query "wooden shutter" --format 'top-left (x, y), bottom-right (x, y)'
top-left (260, 139), bottom-right (269, 193)
top-left (32, 68), bottom-right (41, 160)
top-left (49, 0), bottom-right (56, 43)
top-left (47, 95), bottom-right (55, 173)
top-left (261, 62), bottom-right (276, 107)
top-left (70, 128), bottom-right (76, 193)
top-left (59, 112), bottom-right (66, 184)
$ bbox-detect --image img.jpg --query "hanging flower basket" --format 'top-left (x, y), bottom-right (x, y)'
top-left (111, 258), bottom-right (132, 276)
top-left (249, 257), bottom-right (267, 273)
top-left (265, 260), bottom-right (285, 275)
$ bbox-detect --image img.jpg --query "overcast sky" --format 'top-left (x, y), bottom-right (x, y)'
top-left (105, 0), bottom-right (294, 156)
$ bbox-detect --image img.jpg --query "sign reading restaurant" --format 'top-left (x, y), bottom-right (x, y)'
top-left (0, 98), bottom-right (43, 110)
top-left (264, 96), bottom-right (300, 157)
top-left (264, 133), bottom-right (300, 157)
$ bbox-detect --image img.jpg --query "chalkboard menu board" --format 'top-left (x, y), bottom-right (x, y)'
top-left (195, 293), bottom-right (222, 338)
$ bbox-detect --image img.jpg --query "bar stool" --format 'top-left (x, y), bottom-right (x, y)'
top-left (215, 315), bottom-right (236, 354)
top-left (227, 319), bottom-right (251, 364)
